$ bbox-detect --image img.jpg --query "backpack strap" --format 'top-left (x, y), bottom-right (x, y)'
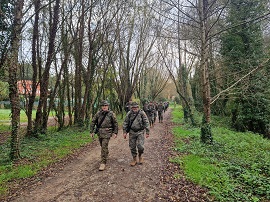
top-left (96, 111), bottom-right (109, 129)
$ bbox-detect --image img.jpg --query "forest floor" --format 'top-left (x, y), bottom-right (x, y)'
top-left (4, 109), bottom-right (209, 202)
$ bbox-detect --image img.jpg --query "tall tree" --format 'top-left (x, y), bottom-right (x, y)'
top-left (198, 0), bottom-right (213, 143)
top-left (111, 0), bottom-right (157, 112)
top-left (34, 0), bottom-right (60, 134)
top-left (221, 0), bottom-right (270, 135)
top-left (0, 0), bottom-right (14, 69)
top-left (26, 0), bottom-right (40, 136)
top-left (8, 0), bottom-right (24, 160)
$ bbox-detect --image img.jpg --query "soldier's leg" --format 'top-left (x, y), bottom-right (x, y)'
top-left (99, 137), bottom-right (102, 146)
top-left (137, 133), bottom-right (145, 164)
top-left (151, 115), bottom-right (154, 126)
top-left (100, 138), bottom-right (110, 164)
top-left (137, 133), bottom-right (145, 155)
top-left (147, 115), bottom-right (151, 126)
top-left (129, 134), bottom-right (138, 157)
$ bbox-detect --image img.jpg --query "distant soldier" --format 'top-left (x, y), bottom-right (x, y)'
top-left (147, 101), bottom-right (155, 127)
top-left (90, 100), bottom-right (118, 171)
top-left (143, 102), bottom-right (149, 113)
top-left (153, 101), bottom-right (158, 124)
top-left (125, 99), bottom-right (133, 113)
top-left (157, 102), bottom-right (165, 123)
top-left (164, 101), bottom-right (169, 112)
top-left (123, 102), bottom-right (150, 166)
top-left (165, 101), bottom-right (169, 110)
top-left (164, 101), bottom-right (169, 111)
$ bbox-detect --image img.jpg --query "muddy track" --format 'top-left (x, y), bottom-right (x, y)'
top-left (4, 109), bottom-right (209, 202)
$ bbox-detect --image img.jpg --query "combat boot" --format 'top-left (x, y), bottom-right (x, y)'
top-left (130, 157), bottom-right (137, 166)
top-left (99, 163), bottom-right (106, 171)
top-left (138, 154), bottom-right (144, 164)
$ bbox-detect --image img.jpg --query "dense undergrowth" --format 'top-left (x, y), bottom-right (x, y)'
top-left (171, 106), bottom-right (270, 202)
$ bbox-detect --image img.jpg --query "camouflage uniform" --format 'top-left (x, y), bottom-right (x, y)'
top-left (123, 109), bottom-right (150, 158)
top-left (143, 102), bottom-right (149, 113)
top-left (157, 102), bottom-right (164, 123)
top-left (147, 102), bottom-right (155, 127)
top-left (90, 109), bottom-right (118, 164)
top-left (153, 102), bottom-right (158, 123)
top-left (164, 101), bottom-right (169, 111)
top-left (125, 100), bottom-right (132, 113)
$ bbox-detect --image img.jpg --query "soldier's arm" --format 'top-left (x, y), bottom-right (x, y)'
top-left (90, 112), bottom-right (98, 134)
top-left (111, 112), bottom-right (118, 135)
top-left (141, 111), bottom-right (150, 134)
top-left (122, 112), bottom-right (130, 133)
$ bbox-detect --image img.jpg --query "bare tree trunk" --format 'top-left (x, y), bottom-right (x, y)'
top-left (199, 0), bottom-right (213, 143)
top-left (78, 3), bottom-right (93, 125)
top-left (8, 0), bottom-right (24, 160)
top-left (34, 0), bottom-right (60, 134)
top-left (64, 62), bottom-right (72, 126)
top-left (73, 0), bottom-right (85, 125)
top-left (27, 0), bottom-right (40, 137)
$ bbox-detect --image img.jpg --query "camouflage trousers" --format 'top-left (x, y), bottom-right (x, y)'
top-left (147, 114), bottom-right (154, 125)
top-left (98, 137), bottom-right (110, 164)
top-left (129, 132), bottom-right (145, 158)
top-left (158, 111), bottom-right (163, 122)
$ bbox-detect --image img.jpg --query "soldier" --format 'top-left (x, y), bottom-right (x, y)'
top-left (143, 102), bottom-right (149, 113)
top-left (163, 101), bottom-right (168, 113)
top-left (90, 100), bottom-right (118, 171)
top-left (153, 101), bottom-right (158, 124)
top-left (123, 102), bottom-right (150, 166)
top-left (157, 102), bottom-right (165, 123)
top-left (125, 99), bottom-right (133, 113)
top-left (147, 101), bottom-right (155, 127)
top-left (164, 101), bottom-right (169, 111)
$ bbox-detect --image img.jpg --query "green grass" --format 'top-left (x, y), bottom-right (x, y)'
top-left (0, 127), bottom-right (93, 197)
top-left (0, 108), bottom-right (124, 198)
top-left (171, 106), bottom-right (270, 202)
top-left (171, 105), bottom-right (185, 124)
top-left (0, 109), bottom-right (56, 132)
top-left (0, 109), bottom-right (34, 123)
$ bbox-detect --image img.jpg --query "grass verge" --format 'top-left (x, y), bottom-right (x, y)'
top-left (0, 109), bottom-right (56, 132)
top-left (0, 127), bottom-right (93, 197)
top-left (171, 106), bottom-right (270, 202)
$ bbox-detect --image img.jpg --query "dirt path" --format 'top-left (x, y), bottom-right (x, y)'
top-left (5, 109), bottom-right (208, 202)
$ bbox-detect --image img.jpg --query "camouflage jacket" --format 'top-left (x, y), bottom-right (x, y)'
top-left (90, 110), bottom-right (118, 138)
top-left (123, 109), bottom-right (150, 134)
top-left (147, 104), bottom-right (155, 115)
top-left (157, 104), bottom-right (164, 112)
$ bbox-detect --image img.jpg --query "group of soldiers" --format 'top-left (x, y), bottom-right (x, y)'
top-left (126, 100), bottom-right (169, 126)
top-left (142, 101), bottom-right (169, 127)
top-left (91, 100), bottom-right (169, 171)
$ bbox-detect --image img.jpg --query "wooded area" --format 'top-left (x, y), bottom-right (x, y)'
top-left (0, 0), bottom-right (270, 160)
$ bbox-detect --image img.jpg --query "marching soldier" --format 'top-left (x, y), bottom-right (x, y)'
top-left (123, 102), bottom-right (150, 166)
top-left (157, 102), bottom-right (165, 123)
top-left (90, 100), bottom-right (118, 171)
top-left (153, 101), bottom-right (158, 124)
top-left (125, 99), bottom-right (133, 113)
top-left (147, 101), bottom-right (155, 127)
